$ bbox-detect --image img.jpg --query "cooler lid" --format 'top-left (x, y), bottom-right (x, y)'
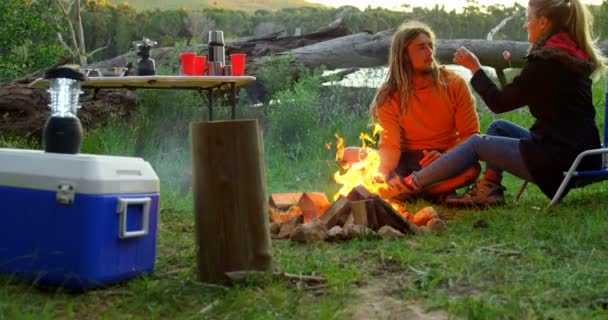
top-left (0, 148), bottom-right (159, 194)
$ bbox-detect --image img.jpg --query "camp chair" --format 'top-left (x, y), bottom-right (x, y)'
top-left (514, 84), bottom-right (608, 209)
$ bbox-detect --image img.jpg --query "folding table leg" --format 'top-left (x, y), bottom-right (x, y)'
top-left (198, 89), bottom-right (213, 121)
top-left (230, 83), bottom-right (236, 120)
top-left (208, 91), bottom-right (214, 121)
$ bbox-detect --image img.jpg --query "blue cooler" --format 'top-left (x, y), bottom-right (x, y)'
top-left (0, 148), bottom-right (160, 288)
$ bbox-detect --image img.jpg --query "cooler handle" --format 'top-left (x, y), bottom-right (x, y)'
top-left (117, 197), bottom-right (151, 239)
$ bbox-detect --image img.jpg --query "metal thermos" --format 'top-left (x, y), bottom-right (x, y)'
top-left (42, 67), bottom-right (86, 154)
top-left (208, 30), bottom-right (225, 65)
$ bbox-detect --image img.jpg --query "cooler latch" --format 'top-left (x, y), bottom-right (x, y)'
top-left (117, 197), bottom-right (151, 239)
top-left (56, 183), bottom-right (75, 205)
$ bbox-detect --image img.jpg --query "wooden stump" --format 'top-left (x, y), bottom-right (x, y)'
top-left (191, 119), bottom-right (272, 284)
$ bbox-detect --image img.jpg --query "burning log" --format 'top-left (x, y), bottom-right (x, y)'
top-left (277, 214), bottom-right (304, 239)
top-left (297, 192), bottom-right (331, 222)
top-left (412, 206), bottom-right (440, 227)
top-left (372, 195), bottom-right (421, 235)
top-left (346, 185), bottom-right (374, 201)
top-left (269, 205), bottom-right (302, 223)
top-left (270, 185), bottom-right (449, 242)
top-left (318, 196), bottom-right (351, 229)
top-left (350, 199), bottom-right (376, 229)
top-left (269, 193), bottom-right (303, 210)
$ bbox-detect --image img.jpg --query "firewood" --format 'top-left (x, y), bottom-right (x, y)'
top-left (346, 184), bottom-right (374, 201)
top-left (377, 225), bottom-right (405, 239)
top-left (269, 222), bottom-right (281, 236)
top-left (350, 199), bottom-right (373, 227)
top-left (426, 218), bottom-right (446, 234)
top-left (327, 226), bottom-right (347, 241)
top-left (290, 220), bottom-right (329, 243)
top-left (277, 214), bottom-right (304, 239)
top-left (297, 192), bottom-right (331, 222)
top-left (269, 205), bottom-right (302, 223)
top-left (372, 195), bottom-right (421, 235)
top-left (318, 196), bottom-right (351, 229)
top-left (343, 213), bottom-right (354, 227)
top-left (269, 193), bottom-right (303, 209)
top-left (343, 224), bottom-right (372, 239)
top-left (412, 206), bottom-right (440, 227)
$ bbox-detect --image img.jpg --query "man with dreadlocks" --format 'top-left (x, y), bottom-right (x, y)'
top-left (345, 20), bottom-right (481, 202)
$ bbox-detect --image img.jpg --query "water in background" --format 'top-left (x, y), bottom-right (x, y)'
top-left (324, 64), bottom-right (501, 88)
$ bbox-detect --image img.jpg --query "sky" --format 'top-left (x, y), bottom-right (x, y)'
top-left (305, 0), bottom-right (604, 12)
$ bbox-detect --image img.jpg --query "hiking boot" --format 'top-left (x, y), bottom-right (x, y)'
top-left (379, 175), bottom-right (418, 201)
top-left (442, 178), bottom-right (506, 208)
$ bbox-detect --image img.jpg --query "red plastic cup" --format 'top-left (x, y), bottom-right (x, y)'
top-left (180, 52), bottom-right (196, 75)
top-left (193, 56), bottom-right (207, 75)
top-left (229, 53), bottom-right (246, 76)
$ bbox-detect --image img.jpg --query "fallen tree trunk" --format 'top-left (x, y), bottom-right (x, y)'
top-left (90, 9), bottom-right (354, 72)
top-left (0, 78), bottom-right (137, 139)
top-left (92, 24), bottom-right (608, 76)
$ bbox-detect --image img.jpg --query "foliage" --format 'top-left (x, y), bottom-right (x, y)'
top-left (3, 1), bottom-right (608, 81)
top-left (0, 0), bottom-right (65, 81)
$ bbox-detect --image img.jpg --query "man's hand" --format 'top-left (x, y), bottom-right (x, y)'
top-left (379, 175), bottom-right (414, 200)
top-left (419, 150), bottom-right (441, 168)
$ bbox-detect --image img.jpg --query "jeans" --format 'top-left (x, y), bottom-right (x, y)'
top-left (413, 120), bottom-right (534, 188)
top-left (394, 148), bottom-right (443, 177)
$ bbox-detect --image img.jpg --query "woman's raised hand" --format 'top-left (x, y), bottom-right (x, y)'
top-left (453, 46), bottom-right (482, 74)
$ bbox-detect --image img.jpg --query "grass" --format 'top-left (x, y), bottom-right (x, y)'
top-left (1, 195), bottom-right (607, 319)
top-left (0, 67), bottom-right (607, 319)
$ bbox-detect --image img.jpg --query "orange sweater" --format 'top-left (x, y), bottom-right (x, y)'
top-left (377, 70), bottom-right (479, 176)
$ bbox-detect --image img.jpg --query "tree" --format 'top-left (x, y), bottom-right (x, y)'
top-left (0, 0), bottom-right (64, 80)
top-left (184, 12), bottom-right (217, 45)
top-left (56, 0), bottom-right (110, 66)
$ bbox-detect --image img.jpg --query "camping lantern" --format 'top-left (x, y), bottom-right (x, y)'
top-left (42, 66), bottom-right (86, 154)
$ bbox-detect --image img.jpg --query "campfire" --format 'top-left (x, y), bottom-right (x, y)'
top-left (268, 126), bottom-right (446, 242)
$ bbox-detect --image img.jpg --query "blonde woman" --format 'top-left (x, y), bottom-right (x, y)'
top-left (382, 0), bottom-right (607, 206)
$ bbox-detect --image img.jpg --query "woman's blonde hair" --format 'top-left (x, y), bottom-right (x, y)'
top-left (529, 0), bottom-right (607, 74)
top-left (370, 21), bottom-right (444, 121)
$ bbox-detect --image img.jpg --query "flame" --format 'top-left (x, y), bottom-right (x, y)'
top-left (335, 133), bottom-right (345, 162)
top-left (332, 125), bottom-right (387, 200)
top-left (390, 201), bottom-right (412, 221)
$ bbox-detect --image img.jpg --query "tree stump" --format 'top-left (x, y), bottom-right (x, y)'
top-left (191, 119), bottom-right (272, 284)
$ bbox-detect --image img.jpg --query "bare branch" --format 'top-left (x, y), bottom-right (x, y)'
top-left (64, 0), bottom-right (75, 15)
top-left (57, 33), bottom-right (75, 54)
top-left (56, 0), bottom-right (79, 52)
top-left (75, 0), bottom-right (86, 65)
top-left (86, 38), bottom-right (112, 58)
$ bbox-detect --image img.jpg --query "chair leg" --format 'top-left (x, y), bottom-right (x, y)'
top-left (546, 173), bottom-right (576, 210)
top-left (513, 180), bottom-right (528, 204)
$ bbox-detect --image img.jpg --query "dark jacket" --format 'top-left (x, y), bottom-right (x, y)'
top-left (470, 32), bottom-right (602, 198)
